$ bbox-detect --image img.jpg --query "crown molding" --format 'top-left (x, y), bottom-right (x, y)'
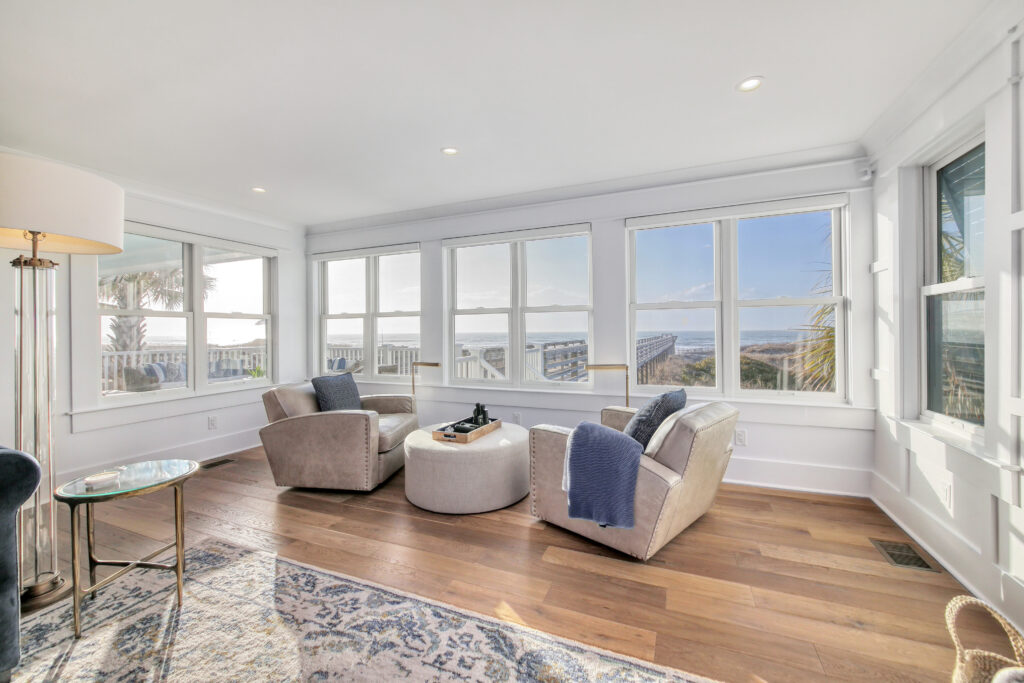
top-left (861, 0), bottom-right (1024, 160)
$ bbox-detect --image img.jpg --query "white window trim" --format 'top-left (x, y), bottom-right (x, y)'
top-left (95, 223), bottom-right (276, 407)
top-left (919, 134), bottom-right (986, 439)
top-left (444, 224), bottom-right (593, 389)
top-left (629, 217), bottom-right (723, 392)
top-left (196, 244), bottom-right (274, 392)
top-left (628, 197), bottom-right (849, 402)
top-left (317, 244), bottom-right (421, 382)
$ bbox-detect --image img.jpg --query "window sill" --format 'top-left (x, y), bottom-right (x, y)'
top-left (69, 380), bottom-right (274, 433)
top-left (895, 418), bottom-right (992, 464)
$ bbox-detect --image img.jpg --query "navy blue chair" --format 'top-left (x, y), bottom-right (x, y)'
top-left (1, 448), bottom-right (41, 681)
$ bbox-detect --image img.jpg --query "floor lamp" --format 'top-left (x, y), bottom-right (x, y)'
top-left (0, 153), bottom-right (124, 611)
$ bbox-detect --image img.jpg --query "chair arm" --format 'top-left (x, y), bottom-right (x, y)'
top-left (361, 394), bottom-right (416, 415)
top-left (259, 410), bottom-right (381, 489)
top-left (0, 448), bottom-right (41, 514)
top-left (529, 424), bottom-right (572, 459)
top-left (528, 424), bottom-right (572, 516)
top-left (601, 406), bottom-right (638, 432)
top-left (638, 456), bottom-right (682, 489)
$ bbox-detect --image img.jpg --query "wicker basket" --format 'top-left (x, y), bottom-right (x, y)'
top-left (947, 595), bottom-right (1024, 683)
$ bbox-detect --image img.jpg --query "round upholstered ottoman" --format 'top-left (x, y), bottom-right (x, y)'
top-left (404, 423), bottom-right (530, 514)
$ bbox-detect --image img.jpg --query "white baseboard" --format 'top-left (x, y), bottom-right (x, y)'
top-left (58, 426), bottom-right (262, 484)
top-left (725, 454), bottom-right (872, 496)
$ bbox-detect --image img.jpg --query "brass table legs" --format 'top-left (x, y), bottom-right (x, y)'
top-left (66, 482), bottom-right (187, 638)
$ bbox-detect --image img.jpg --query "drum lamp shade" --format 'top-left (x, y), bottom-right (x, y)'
top-left (0, 152), bottom-right (124, 255)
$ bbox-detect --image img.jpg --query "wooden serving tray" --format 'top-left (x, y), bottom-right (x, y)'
top-left (432, 418), bottom-right (502, 444)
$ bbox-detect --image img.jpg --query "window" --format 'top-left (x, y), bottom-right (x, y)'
top-left (628, 196), bottom-right (846, 398)
top-left (633, 222), bottom-right (718, 388)
top-left (98, 230), bottom-right (274, 397)
top-left (923, 141), bottom-right (985, 426)
top-left (321, 248), bottom-right (420, 378)
top-left (736, 210), bottom-right (839, 393)
top-left (202, 248), bottom-right (271, 384)
top-left (447, 227), bottom-right (591, 386)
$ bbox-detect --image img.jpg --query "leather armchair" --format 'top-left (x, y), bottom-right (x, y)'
top-left (529, 401), bottom-right (739, 561)
top-left (1, 448), bottom-right (41, 681)
top-left (259, 383), bottom-right (418, 491)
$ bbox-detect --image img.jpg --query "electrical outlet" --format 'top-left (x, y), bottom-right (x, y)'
top-left (512, 412), bottom-right (522, 425)
top-left (734, 429), bottom-right (747, 447)
top-left (208, 415), bottom-right (218, 430)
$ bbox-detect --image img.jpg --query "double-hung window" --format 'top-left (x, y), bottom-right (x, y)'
top-left (447, 225), bottom-right (592, 386)
top-left (922, 140), bottom-right (985, 427)
top-left (320, 247), bottom-right (421, 378)
top-left (202, 248), bottom-right (272, 384)
top-left (98, 225), bottom-right (274, 398)
top-left (628, 195), bottom-right (846, 398)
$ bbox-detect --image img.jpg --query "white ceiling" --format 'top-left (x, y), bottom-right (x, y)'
top-left (0, 1), bottom-right (995, 228)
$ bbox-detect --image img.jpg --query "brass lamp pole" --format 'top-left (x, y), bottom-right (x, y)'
top-left (411, 361), bottom-right (440, 396)
top-left (585, 364), bottom-right (630, 407)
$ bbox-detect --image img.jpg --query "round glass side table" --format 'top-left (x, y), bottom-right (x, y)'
top-left (54, 459), bottom-right (200, 638)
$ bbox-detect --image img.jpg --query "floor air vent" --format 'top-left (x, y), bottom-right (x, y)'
top-left (201, 458), bottom-right (236, 470)
top-left (870, 539), bottom-right (938, 572)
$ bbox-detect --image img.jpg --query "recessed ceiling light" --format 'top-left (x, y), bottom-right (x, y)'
top-left (736, 76), bottom-right (764, 92)
top-left (251, 187), bottom-right (266, 193)
top-left (441, 147), bottom-right (459, 156)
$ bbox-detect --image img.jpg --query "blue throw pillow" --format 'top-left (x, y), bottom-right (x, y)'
top-left (311, 374), bottom-right (361, 411)
top-left (623, 388), bottom-right (687, 449)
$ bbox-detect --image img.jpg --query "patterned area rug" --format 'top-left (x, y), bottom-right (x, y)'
top-left (17, 539), bottom-right (713, 682)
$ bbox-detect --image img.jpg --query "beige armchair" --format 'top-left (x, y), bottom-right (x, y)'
top-left (529, 401), bottom-right (739, 560)
top-left (259, 382), bottom-right (418, 491)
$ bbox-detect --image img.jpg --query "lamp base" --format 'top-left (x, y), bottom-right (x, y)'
top-left (20, 573), bottom-right (72, 613)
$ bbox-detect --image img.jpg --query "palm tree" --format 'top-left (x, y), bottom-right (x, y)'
top-left (792, 231), bottom-right (837, 392)
top-left (796, 297), bottom-right (836, 392)
top-left (99, 268), bottom-right (215, 390)
top-left (99, 269), bottom-right (185, 353)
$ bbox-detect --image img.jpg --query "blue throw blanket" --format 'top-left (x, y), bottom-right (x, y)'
top-left (562, 422), bottom-right (643, 529)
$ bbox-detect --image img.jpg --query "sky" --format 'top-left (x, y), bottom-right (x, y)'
top-left (326, 252), bottom-right (421, 338)
top-left (635, 210), bottom-right (833, 333)
top-left (455, 236), bottom-right (589, 334)
top-left (99, 235), bottom-right (268, 348)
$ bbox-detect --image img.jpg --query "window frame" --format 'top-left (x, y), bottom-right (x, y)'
top-left (627, 194), bottom-right (849, 401)
top-left (445, 224), bottom-right (593, 389)
top-left (318, 244), bottom-right (421, 381)
top-left (197, 245), bottom-right (274, 391)
top-left (919, 135), bottom-right (986, 437)
top-left (629, 219), bottom-right (723, 392)
top-left (97, 221), bottom-right (276, 405)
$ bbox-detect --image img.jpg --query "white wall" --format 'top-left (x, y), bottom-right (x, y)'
top-left (0, 190), bottom-right (308, 481)
top-left (308, 159), bottom-right (877, 496)
top-left (868, 4), bottom-right (1024, 626)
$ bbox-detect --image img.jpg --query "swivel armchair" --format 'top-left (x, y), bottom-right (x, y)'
top-left (1, 448), bottom-right (42, 682)
top-left (259, 382), bottom-right (418, 491)
top-left (530, 402), bottom-right (738, 560)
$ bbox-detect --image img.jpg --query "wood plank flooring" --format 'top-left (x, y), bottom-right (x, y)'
top-left (45, 447), bottom-right (1012, 682)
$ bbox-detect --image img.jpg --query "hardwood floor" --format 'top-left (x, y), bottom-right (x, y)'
top-left (50, 447), bottom-right (1011, 682)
